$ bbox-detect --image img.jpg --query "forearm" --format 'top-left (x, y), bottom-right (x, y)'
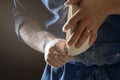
top-left (19, 20), bottom-right (57, 53)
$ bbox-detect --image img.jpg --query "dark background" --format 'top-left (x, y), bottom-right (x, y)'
top-left (0, 0), bottom-right (45, 80)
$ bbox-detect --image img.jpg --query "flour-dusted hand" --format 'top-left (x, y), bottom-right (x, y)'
top-left (44, 39), bottom-right (72, 68)
top-left (63, 0), bottom-right (116, 48)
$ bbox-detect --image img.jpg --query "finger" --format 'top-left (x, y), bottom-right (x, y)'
top-left (45, 57), bottom-right (61, 68)
top-left (51, 49), bottom-right (69, 64)
top-left (60, 48), bottom-right (72, 60)
top-left (62, 46), bottom-right (69, 57)
top-left (50, 53), bottom-right (65, 65)
top-left (47, 60), bottom-right (61, 68)
top-left (64, 55), bottom-right (73, 61)
top-left (67, 21), bottom-right (85, 46)
top-left (55, 54), bottom-right (66, 64)
top-left (51, 47), bottom-right (72, 63)
top-left (49, 48), bottom-right (67, 65)
top-left (53, 41), bottom-right (68, 57)
top-left (63, 9), bottom-right (83, 32)
top-left (49, 47), bottom-right (58, 55)
top-left (89, 29), bottom-right (97, 46)
top-left (46, 53), bottom-right (64, 67)
top-left (59, 52), bottom-right (72, 61)
top-left (49, 40), bottom-right (71, 63)
top-left (62, 55), bottom-right (73, 63)
top-left (75, 28), bottom-right (90, 48)
top-left (64, 0), bottom-right (80, 6)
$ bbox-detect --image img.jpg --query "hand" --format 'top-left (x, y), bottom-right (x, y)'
top-left (64, 0), bottom-right (81, 5)
top-left (44, 39), bottom-right (72, 68)
top-left (63, 0), bottom-right (113, 48)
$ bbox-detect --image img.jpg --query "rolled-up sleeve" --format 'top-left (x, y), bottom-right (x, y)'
top-left (12, 0), bottom-right (52, 38)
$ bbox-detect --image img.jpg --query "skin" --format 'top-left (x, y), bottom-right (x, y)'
top-left (20, 20), bottom-right (72, 68)
top-left (19, 0), bottom-right (120, 68)
top-left (63, 0), bottom-right (120, 48)
top-left (44, 39), bottom-right (72, 68)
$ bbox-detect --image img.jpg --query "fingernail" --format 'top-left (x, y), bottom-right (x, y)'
top-left (62, 27), bottom-right (66, 32)
top-left (64, 1), bottom-right (71, 6)
top-left (62, 25), bottom-right (69, 32)
top-left (64, 3), bottom-right (69, 7)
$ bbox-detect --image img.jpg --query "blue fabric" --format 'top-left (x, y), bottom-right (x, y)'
top-left (41, 62), bottom-right (120, 80)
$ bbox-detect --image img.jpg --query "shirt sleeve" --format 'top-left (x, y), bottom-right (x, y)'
top-left (12, 0), bottom-right (53, 38)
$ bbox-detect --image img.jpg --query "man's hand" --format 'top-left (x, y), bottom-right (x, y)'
top-left (44, 39), bottom-right (72, 68)
top-left (63, 0), bottom-right (115, 48)
top-left (64, 0), bottom-right (81, 5)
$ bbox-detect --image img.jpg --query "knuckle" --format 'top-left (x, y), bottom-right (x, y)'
top-left (47, 53), bottom-right (52, 58)
top-left (49, 47), bottom-right (54, 52)
top-left (45, 58), bottom-right (50, 62)
top-left (83, 32), bottom-right (89, 38)
top-left (45, 56), bottom-right (52, 63)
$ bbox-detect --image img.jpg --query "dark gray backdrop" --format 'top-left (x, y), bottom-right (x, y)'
top-left (0, 0), bottom-right (45, 80)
